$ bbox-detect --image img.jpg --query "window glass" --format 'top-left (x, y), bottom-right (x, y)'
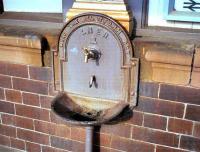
top-left (148, 0), bottom-right (200, 29)
top-left (3, 0), bottom-right (62, 13)
top-left (175, 0), bottom-right (200, 12)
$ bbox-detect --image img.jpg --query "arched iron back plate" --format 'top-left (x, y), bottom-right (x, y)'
top-left (58, 13), bottom-right (139, 108)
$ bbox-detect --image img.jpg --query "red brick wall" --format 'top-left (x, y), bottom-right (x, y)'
top-left (0, 60), bottom-right (200, 152)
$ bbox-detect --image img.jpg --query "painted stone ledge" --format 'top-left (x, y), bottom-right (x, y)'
top-left (0, 31), bottom-right (46, 66)
top-left (66, 0), bottom-right (133, 34)
top-left (144, 43), bottom-right (194, 85)
top-left (191, 46), bottom-right (200, 88)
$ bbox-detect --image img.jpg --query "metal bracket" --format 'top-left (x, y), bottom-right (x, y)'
top-left (130, 57), bottom-right (140, 108)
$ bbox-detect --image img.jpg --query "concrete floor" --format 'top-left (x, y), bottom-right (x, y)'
top-left (0, 146), bottom-right (24, 152)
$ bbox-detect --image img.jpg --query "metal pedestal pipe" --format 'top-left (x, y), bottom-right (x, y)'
top-left (85, 126), bottom-right (94, 152)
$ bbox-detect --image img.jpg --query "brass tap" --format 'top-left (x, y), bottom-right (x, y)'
top-left (82, 47), bottom-right (99, 63)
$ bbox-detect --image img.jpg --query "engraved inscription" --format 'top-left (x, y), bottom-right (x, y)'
top-left (81, 29), bottom-right (87, 36)
top-left (97, 16), bottom-right (122, 35)
top-left (59, 13), bottom-right (132, 63)
top-left (97, 28), bottom-right (102, 36)
top-left (81, 27), bottom-right (109, 39)
top-left (84, 15), bottom-right (95, 22)
top-left (68, 19), bottom-right (79, 28)
top-left (81, 27), bottom-right (93, 35)
top-left (103, 32), bottom-right (109, 39)
top-left (80, 15), bottom-right (123, 36)
top-left (88, 27), bottom-right (93, 34)
top-left (123, 41), bottom-right (130, 51)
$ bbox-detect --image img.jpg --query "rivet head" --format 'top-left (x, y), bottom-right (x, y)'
top-left (131, 91), bottom-right (135, 96)
top-left (132, 62), bottom-right (136, 66)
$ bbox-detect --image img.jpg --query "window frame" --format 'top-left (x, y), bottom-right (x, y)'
top-left (0, 0), bottom-right (146, 29)
top-left (146, 0), bottom-right (200, 32)
top-left (164, 0), bottom-right (200, 22)
top-left (127, 0), bottom-right (148, 29)
top-left (1, 0), bottom-right (200, 39)
top-left (0, 0), bottom-right (68, 29)
top-left (136, 0), bottom-right (200, 40)
top-left (2, 0), bottom-right (63, 13)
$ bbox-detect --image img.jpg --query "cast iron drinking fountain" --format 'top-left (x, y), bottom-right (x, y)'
top-left (51, 13), bottom-right (139, 152)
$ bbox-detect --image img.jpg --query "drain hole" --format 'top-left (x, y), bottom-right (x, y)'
top-left (87, 112), bottom-right (92, 116)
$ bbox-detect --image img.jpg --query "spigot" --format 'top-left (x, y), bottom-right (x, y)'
top-left (89, 75), bottom-right (98, 88)
top-left (89, 75), bottom-right (96, 88)
top-left (82, 47), bottom-right (99, 63)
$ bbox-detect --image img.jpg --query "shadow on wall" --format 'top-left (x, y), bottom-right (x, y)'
top-left (0, 0), bottom-right (4, 13)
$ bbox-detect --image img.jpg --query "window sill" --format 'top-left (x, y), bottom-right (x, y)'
top-left (0, 18), bottom-right (62, 67)
top-left (0, 12), bottom-right (64, 29)
top-left (135, 27), bottom-right (200, 44)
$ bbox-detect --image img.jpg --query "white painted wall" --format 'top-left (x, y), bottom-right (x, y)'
top-left (148, 0), bottom-right (200, 29)
top-left (3, 0), bottom-right (62, 13)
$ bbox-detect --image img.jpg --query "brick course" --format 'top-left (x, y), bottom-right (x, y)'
top-left (136, 97), bottom-right (185, 118)
top-left (13, 77), bottom-right (48, 95)
top-left (143, 114), bottom-right (167, 130)
top-left (5, 89), bottom-right (22, 103)
top-left (10, 138), bottom-right (25, 151)
top-left (50, 111), bottom-right (68, 125)
top-left (25, 142), bottom-right (41, 152)
top-left (94, 132), bottom-right (112, 147)
top-left (0, 135), bottom-right (10, 147)
top-left (180, 135), bottom-right (200, 151)
top-left (156, 146), bottom-right (188, 152)
top-left (15, 104), bottom-right (50, 121)
top-left (42, 146), bottom-right (69, 152)
top-left (0, 61), bottom-right (28, 78)
top-left (0, 75), bottom-right (12, 88)
top-left (0, 88), bottom-right (4, 100)
top-left (1, 114), bottom-right (34, 130)
top-left (17, 128), bottom-right (50, 145)
top-left (34, 120), bottom-right (71, 139)
top-left (29, 66), bottom-right (52, 82)
top-left (40, 95), bottom-right (53, 109)
top-left (0, 60), bottom-right (199, 152)
top-left (193, 123), bottom-right (200, 138)
top-left (0, 124), bottom-right (16, 138)
top-left (101, 123), bottom-right (132, 138)
top-left (139, 81), bottom-right (159, 98)
top-left (185, 105), bottom-right (200, 121)
top-left (168, 118), bottom-right (193, 135)
top-left (0, 100), bottom-right (15, 114)
top-left (132, 126), bottom-right (179, 147)
top-left (71, 127), bottom-right (86, 142)
top-left (160, 84), bottom-right (200, 105)
top-left (51, 136), bottom-right (85, 152)
top-left (127, 111), bottom-right (143, 126)
top-left (22, 92), bottom-right (40, 106)
top-left (111, 136), bottom-right (155, 152)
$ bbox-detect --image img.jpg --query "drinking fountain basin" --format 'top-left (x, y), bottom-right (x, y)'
top-left (51, 92), bottom-right (129, 126)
